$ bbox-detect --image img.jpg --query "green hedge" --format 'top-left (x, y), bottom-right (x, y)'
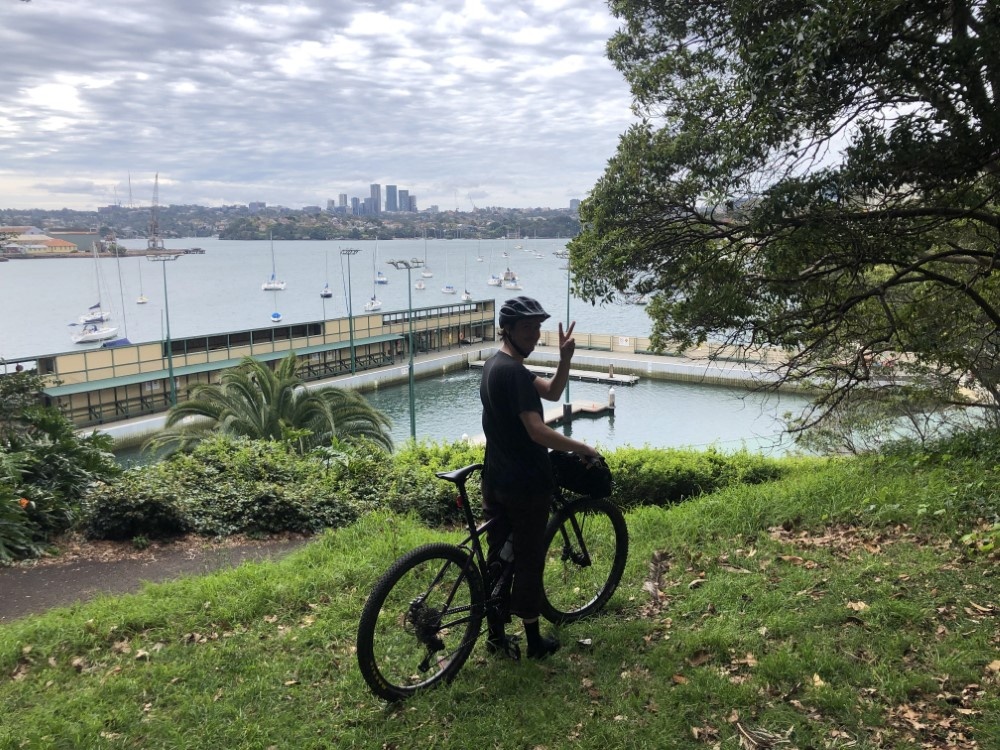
top-left (604, 446), bottom-right (785, 510)
top-left (79, 437), bottom-right (789, 542)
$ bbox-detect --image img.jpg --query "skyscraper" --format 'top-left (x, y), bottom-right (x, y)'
top-left (386, 185), bottom-right (398, 212)
top-left (397, 189), bottom-right (409, 213)
top-left (370, 184), bottom-right (382, 215)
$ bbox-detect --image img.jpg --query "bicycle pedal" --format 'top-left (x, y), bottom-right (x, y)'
top-left (485, 634), bottom-right (521, 661)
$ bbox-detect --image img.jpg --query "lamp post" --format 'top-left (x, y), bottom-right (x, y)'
top-left (563, 248), bottom-right (572, 421)
top-left (340, 247), bottom-right (360, 375)
top-left (386, 257), bottom-right (424, 441)
top-left (147, 253), bottom-right (181, 406)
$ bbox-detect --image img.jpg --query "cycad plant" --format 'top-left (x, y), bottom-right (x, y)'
top-left (145, 353), bottom-right (393, 455)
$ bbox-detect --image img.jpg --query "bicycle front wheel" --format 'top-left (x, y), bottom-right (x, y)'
top-left (540, 497), bottom-right (628, 624)
top-left (357, 543), bottom-right (484, 701)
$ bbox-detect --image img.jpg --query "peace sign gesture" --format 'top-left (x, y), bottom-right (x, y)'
top-left (558, 321), bottom-right (576, 362)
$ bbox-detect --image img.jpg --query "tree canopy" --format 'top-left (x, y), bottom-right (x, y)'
top-left (146, 353), bottom-right (394, 455)
top-left (571, 0), bottom-right (1000, 426)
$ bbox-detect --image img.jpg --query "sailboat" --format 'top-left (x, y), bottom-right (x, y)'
top-left (460, 251), bottom-right (472, 300)
top-left (421, 229), bottom-right (433, 278)
top-left (77, 243), bottom-right (112, 323)
top-left (136, 258), bottom-right (148, 304)
top-left (502, 267), bottom-right (522, 290)
top-left (374, 239), bottom-right (388, 285)
top-left (320, 252), bottom-right (333, 298)
top-left (441, 245), bottom-right (456, 294)
top-left (261, 233), bottom-right (287, 291)
top-left (414, 278), bottom-right (426, 291)
top-left (70, 242), bottom-right (118, 343)
top-left (365, 247), bottom-right (383, 310)
top-left (70, 322), bottom-right (120, 344)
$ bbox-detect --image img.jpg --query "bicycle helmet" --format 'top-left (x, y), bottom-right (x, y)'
top-left (498, 296), bottom-right (551, 329)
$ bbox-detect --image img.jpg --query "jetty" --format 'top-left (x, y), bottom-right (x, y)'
top-left (469, 360), bottom-right (638, 386)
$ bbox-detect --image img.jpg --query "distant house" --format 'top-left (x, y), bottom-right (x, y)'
top-left (4, 234), bottom-right (80, 254)
top-left (48, 231), bottom-right (100, 252)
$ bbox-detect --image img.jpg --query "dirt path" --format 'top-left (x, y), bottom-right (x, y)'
top-left (0, 534), bottom-right (312, 623)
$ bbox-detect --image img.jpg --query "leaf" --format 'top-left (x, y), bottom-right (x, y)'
top-left (812, 673), bottom-right (826, 687)
top-left (687, 650), bottom-right (712, 667)
top-left (846, 600), bottom-right (869, 611)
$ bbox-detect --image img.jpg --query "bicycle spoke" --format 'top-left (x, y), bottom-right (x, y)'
top-left (358, 543), bottom-right (484, 700)
top-left (541, 498), bottom-right (628, 624)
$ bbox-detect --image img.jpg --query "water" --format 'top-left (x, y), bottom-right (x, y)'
top-left (2, 236), bottom-right (810, 455)
top-left (0, 236), bottom-right (651, 361)
top-left (364, 369), bottom-right (808, 455)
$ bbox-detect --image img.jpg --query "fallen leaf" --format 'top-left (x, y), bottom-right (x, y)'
top-left (672, 674), bottom-right (688, 684)
top-left (847, 601), bottom-right (870, 612)
top-left (812, 673), bottom-right (826, 687)
top-left (687, 650), bottom-right (712, 667)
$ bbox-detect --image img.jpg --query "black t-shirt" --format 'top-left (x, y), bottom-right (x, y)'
top-left (480, 351), bottom-right (554, 493)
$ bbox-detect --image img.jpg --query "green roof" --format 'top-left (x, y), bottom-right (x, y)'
top-left (42, 333), bottom-right (403, 397)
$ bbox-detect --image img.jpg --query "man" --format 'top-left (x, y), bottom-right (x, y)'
top-left (480, 296), bottom-right (601, 659)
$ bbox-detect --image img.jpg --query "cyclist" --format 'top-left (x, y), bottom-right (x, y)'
top-left (480, 296), bottom-right (601, 659)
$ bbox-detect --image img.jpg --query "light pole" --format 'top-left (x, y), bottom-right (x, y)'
top-left (340, 247), bottom-right (360, 375)
top-left (386, 257), bottom-right (424, 440)
top-left (563, 248), bottom-right (572, 421)
top-left (147, 253), bottom-right (181, 405)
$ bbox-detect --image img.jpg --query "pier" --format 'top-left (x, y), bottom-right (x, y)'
top-left (469, 360), bottom-right (638, 386)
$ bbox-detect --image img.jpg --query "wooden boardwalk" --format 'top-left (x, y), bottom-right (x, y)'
top-left (469, 360), bottom-right (638, 386)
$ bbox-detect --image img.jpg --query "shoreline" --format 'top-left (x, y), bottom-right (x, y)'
top-left (1, 248), bottom-right (204, 260)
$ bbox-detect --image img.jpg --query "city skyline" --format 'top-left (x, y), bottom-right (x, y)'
top-left (1, 0), bottom-right (637, 212)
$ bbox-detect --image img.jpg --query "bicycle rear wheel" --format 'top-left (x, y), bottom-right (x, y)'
top-left (540, 497), bottom-right (628, 624)
top-left (357, 543), bottom-right (484, 701)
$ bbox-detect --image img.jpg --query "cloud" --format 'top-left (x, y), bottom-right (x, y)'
top-left (0, 0), bottom-right (635, 211)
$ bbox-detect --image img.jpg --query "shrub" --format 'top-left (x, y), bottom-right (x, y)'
top-left (82, 435), bottom-right (366, 540)
top-left (606, 447), bottom-right (786, 510)
top-left (83, 471), bottom-right (189, 540)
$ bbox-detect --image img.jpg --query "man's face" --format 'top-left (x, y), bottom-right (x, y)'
top-left (510, 317), bottom-right (543, 355)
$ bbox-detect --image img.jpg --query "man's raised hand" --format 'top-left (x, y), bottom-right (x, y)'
top-left (558, 321), bottom-right (576, 360)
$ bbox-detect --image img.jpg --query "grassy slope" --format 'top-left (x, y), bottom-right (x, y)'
top-left (1, 454), bottom-right (997, 749)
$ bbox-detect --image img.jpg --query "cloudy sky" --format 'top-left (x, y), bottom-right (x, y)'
top-left (1, 0), bottom-right (636, 212)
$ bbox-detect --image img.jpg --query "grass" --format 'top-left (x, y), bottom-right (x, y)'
top-left (1, 453), bottom-right (998, 749)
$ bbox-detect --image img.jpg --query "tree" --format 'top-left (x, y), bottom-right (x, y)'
top-left (571, 0), bottom-right (1000, 429)
top-left (146, 353), bottom-right (394, 454)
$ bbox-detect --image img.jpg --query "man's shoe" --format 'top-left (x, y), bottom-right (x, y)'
top-left (485, 633), bottom-right (521, 660)
top-left (526, 635), bottom-right (560, 660)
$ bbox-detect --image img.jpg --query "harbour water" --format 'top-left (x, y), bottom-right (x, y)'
top-left (0, 236), bottom-right (651, 361)
top-left (1, 236), bottom-right (811, 454)
top-left (365, 369), bottom-right (807, 455)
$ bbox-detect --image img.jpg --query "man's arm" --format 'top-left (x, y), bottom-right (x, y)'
top-left (534, 321), bottom-right (575, 402)
top-left (520, 411), bottom-right (599, 457)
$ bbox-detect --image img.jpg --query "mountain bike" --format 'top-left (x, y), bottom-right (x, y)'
top-left (356, 460), bottom-right (629, 701)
